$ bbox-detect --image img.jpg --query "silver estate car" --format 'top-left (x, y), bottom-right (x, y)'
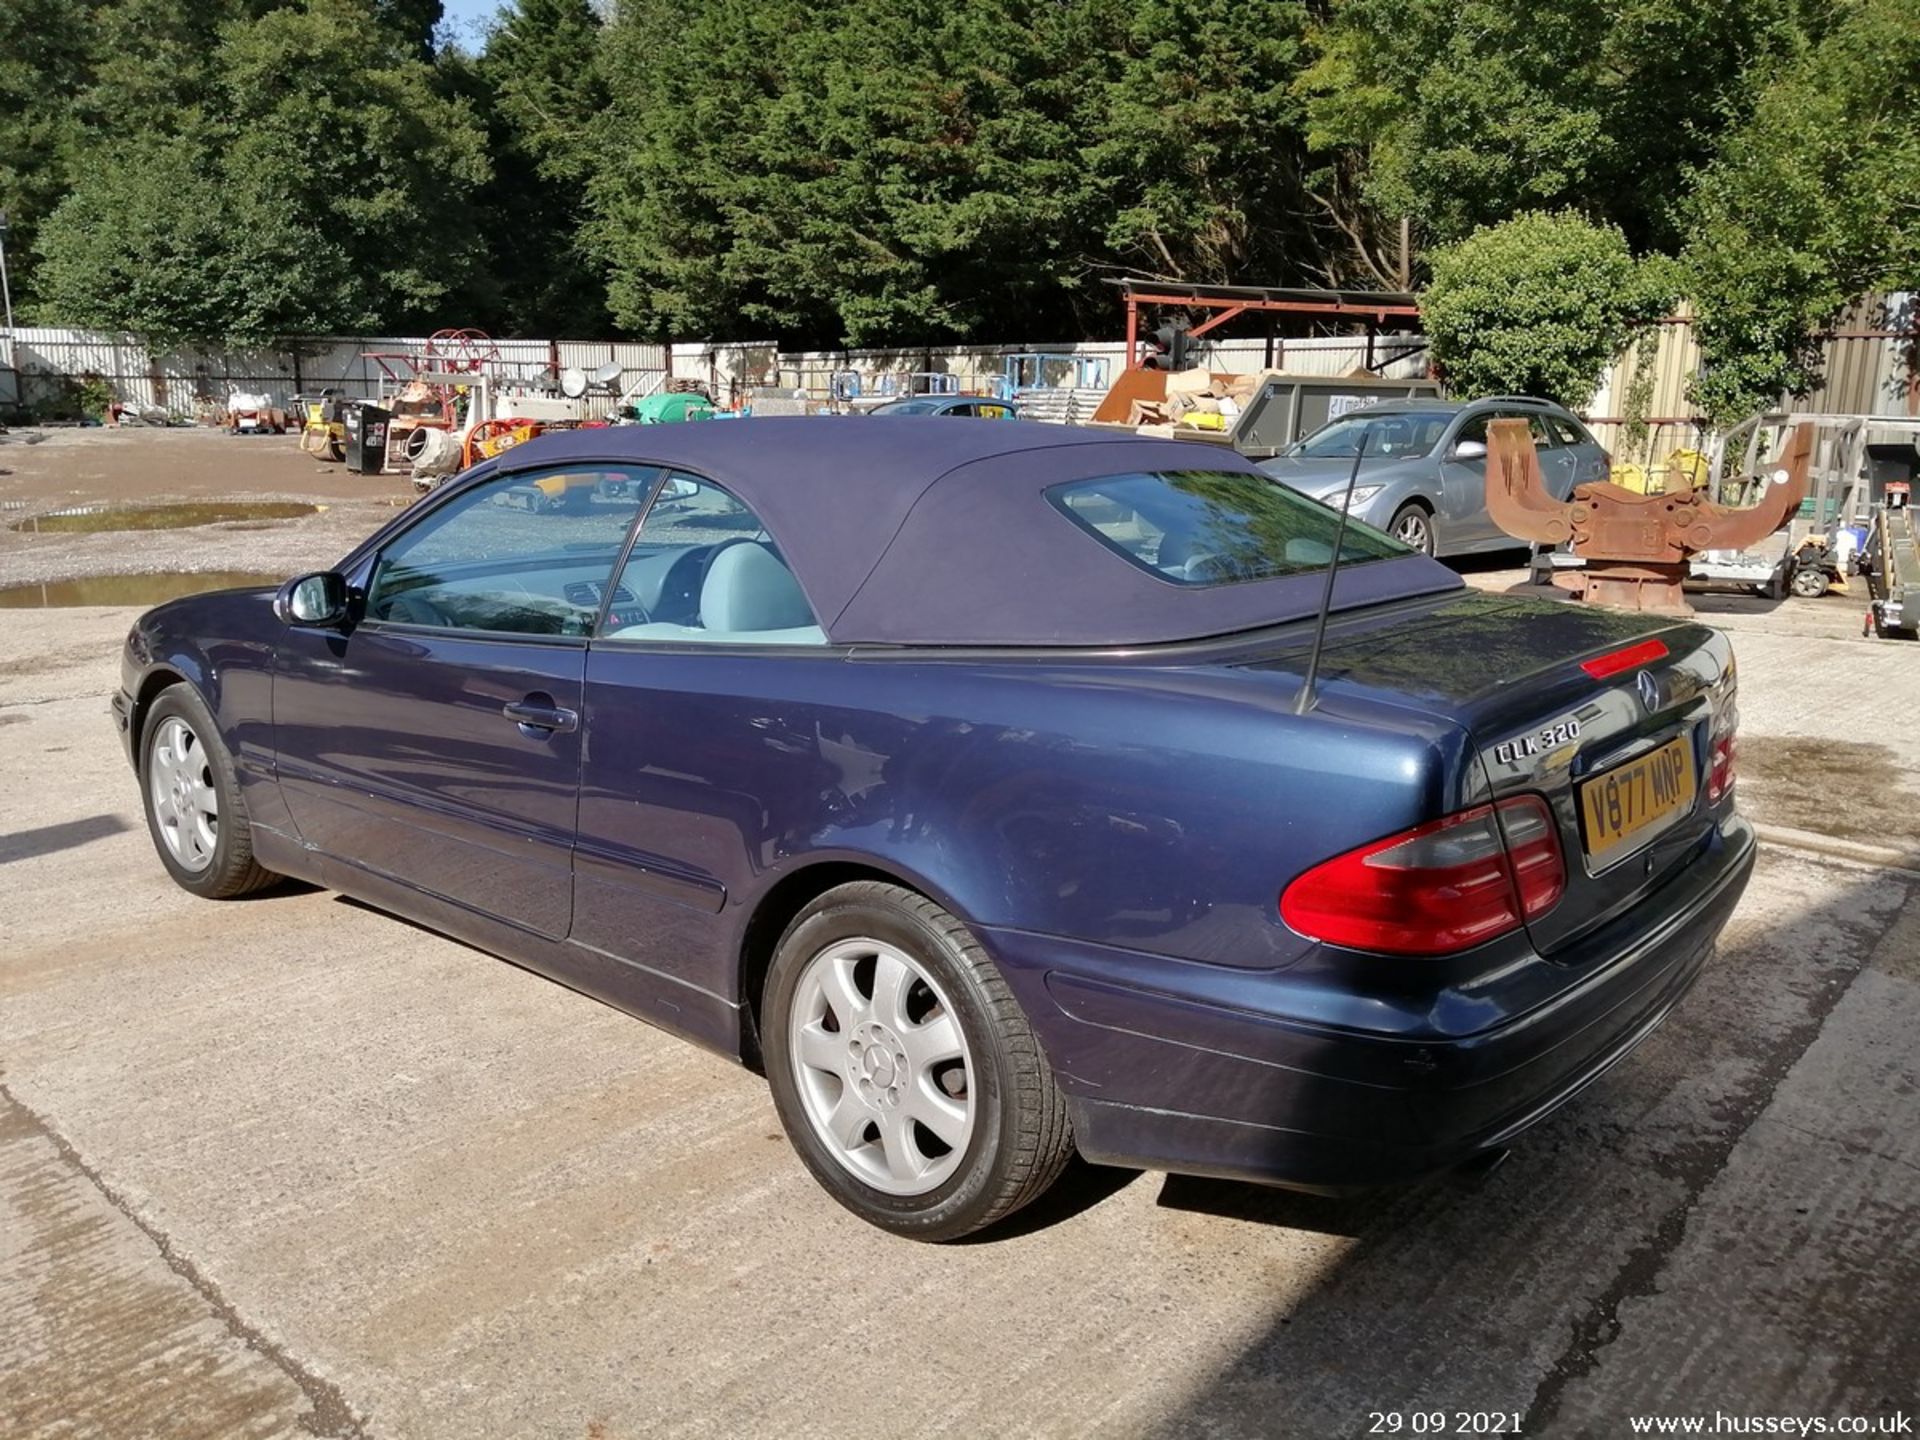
top-left (1260, 398), bottom-right (1611, 557)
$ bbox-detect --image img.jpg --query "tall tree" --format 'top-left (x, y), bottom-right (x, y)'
top-left (591, 0), bottom-right (1095, 344)
top-left (460, 0), bottom-right (611, 335)
top-left (27, 138), bottom-right (256, 345)
top-left (34, 0), bottom-right (491, 340)
top-left (588, 0), bottom-right (1337, 346)
top-left (0, 0), bottom-right (99, 311)
top-left (1297, 0), bottom-right (1809, 273)
top-left (1684, 0), bottom-right (1920, 420)
top-left (1077, 0), bottom-right (1320, 287)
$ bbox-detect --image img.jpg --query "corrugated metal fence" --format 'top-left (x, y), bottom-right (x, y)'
top-left (7, 295), bottom-right (1914, 452)
top-left (3, 329), bottom-right (670, 418)
top-left (1583, 296), bottom-right (1918, 464)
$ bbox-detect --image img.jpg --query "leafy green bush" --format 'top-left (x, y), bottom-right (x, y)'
top-left (74, 376), bottom-right (116, 419)
top-left (1421, 211), bottom-right (1673, 409)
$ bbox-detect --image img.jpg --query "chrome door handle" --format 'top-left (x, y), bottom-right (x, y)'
top-left (502, 701), bottom-right (579, 735)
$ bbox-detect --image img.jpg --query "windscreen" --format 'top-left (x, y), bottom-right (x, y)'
top-left (1294, 411), bottom-right (1449, 460)
top-left (1049, 469), bottom-right (1407, 587)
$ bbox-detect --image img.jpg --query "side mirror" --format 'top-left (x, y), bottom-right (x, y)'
top-left (1452, 439), bottom-right (1489, 461)
top-left (275, 571), bottom-right (349, 628)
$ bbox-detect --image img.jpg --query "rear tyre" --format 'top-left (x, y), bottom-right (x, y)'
top-left (762, 881), bottom-right (1074, 1241)
top-left (1388, 502), bottom-right (1436, 556)
top-left (140, 685), bottom-right (278, 899)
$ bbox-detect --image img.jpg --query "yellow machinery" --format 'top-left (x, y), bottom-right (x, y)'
top-left (297, 390), bottom-right (349, 462)
top-left (1608, 447), bottom-right (1709, 495)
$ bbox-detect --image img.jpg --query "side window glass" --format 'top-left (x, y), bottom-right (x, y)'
top-left (1505, 410), bottom-right (1566, 445)
top-left (599, 473), bottom-right (826, 645)
top-left (1551, 417), bottom-right (1590, 447)
top-left (365, 466), bottom-right (658, 636)
top-left (1452, 413), bottom-right (1490, 451)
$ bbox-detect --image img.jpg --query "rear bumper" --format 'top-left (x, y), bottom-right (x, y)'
top-left (986, 815), bottom-right (1755, 1191)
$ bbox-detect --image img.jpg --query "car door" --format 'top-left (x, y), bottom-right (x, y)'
top-left (1552, 415), bottom-right (1612, 487)
top-left (1513, 410), bottom-right (1579, 502)
top-left (1436, 410), bottom-right (1499, 551)
top-left (572, 472), bottom-right (833, 1001)
top-left (272, 463), bottom-right (659, 938)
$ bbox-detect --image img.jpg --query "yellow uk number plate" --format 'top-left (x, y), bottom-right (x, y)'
top-left (1578, 735), bottom-right (1697, 864)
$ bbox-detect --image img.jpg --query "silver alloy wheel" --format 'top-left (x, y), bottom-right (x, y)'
top-left (149, 715), bottom-right (218, 872)
top-left (1394, 509), bottom-right (1432, 553)
top-left (788, 937), bottom-right (976, 1196)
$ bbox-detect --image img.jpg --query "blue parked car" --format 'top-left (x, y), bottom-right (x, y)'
top-left (115, 419), bottom-right (1753, 1239)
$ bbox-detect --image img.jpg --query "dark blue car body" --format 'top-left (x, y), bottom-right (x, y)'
top-left (114, 420), bottom-right (1753, 1193)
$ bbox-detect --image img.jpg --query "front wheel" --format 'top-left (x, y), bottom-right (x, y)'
top-left (762, 881), bottom-right (1074, 1240)
top-left (1388, 502), bottom-right (1436, 556)
top-left (140, 685), bottom-right (279, 899)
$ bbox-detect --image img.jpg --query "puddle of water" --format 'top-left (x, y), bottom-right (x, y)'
top-left (1742, 735), bottom-right (1920, 849)
top-left (10, 501), bottom-right (319, 533)
top-left (0, 572), bottom-right (284, 608)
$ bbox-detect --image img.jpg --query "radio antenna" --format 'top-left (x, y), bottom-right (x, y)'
top-left (1293, 430), bottom-right (1369, 716)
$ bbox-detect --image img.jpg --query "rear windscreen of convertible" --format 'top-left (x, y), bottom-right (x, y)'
top-left (1048, 470), bottom-right (1406, 587)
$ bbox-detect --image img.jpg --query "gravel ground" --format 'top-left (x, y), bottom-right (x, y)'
top-left (1, 429), bottom-right (1916, 1438)
top-left (0, 427), bottom-right (411, 589)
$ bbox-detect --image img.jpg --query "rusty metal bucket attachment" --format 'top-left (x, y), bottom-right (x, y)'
top-left (1483, 419), bottom-right (1814, 614)
top-left (1486, 420), bottom-right (1574, 546)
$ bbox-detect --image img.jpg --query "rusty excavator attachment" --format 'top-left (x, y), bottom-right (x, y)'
top-left (1485, 418), bottom-right (1813, 613)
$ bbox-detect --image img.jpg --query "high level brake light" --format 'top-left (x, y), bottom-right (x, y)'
top-left (1579, 638), bottom-right (1669, 680)
top-left (1280, 795), bottom-right (1565, 956)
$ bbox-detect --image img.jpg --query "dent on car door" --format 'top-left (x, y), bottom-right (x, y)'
top-left (272, 464), bottom-right (660, 938)
top-left (574, 472), bottom-right (834, 1007)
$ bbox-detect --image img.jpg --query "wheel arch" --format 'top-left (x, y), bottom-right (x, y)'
top-left (734, 854), bottom-right (979, 1072)
top-left (129, 665), bottom-right (193, 770)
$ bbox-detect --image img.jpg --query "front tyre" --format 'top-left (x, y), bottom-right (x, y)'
top-left (763, 881), bottom-right (1073, 1241)
top-left (1388, 502), bottom-right (1436, 556)
top-left (140, 685), bottom-right (279, 899)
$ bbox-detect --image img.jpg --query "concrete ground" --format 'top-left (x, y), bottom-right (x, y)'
top-left (1, 431), bottom-right (1917, 1438)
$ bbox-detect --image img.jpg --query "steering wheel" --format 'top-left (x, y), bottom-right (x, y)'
top-left (1178, 552), bottom-right (1229, 583)
top-left (382, 590), bottom-right (452, 627)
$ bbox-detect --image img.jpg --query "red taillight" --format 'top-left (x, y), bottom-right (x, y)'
top-left (1280, 796), bottom-right (1565, 956)
top-left (1707, 734), bottom-right (1737, 803)
top-left (1580, 638), bottom-right (1669, 680)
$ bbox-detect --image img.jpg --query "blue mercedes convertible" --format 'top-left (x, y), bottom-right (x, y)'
top-left (114, 419), bottom-right (1753, 1240)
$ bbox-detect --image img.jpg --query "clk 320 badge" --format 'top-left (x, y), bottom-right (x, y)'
top-left (1492, 716), bottom-right (1582, 766)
